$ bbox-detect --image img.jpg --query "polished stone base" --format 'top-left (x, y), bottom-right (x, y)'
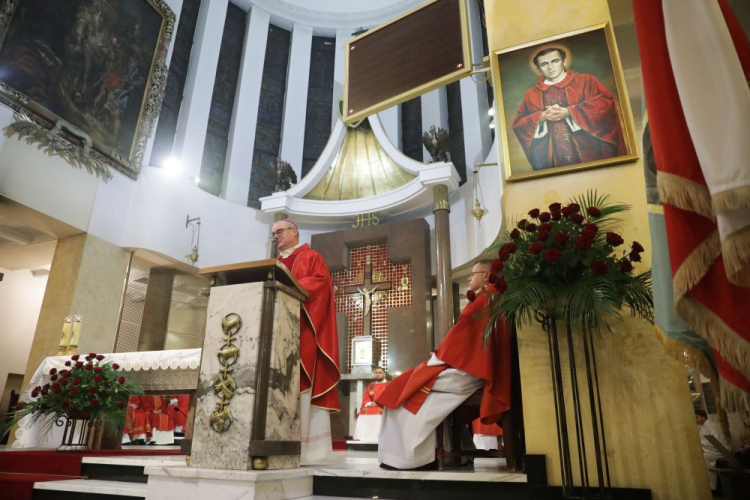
top-left (145, 464), bottom-right (313, 500)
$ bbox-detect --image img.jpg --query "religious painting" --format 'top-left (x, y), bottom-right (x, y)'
top-left (0, 0), bottom-right (175, 179)
top-left (493, 24), bottom-right (638, 182)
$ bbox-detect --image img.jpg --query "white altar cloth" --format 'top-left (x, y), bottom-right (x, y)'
top-left (13, 348), bottom-right (201, 448)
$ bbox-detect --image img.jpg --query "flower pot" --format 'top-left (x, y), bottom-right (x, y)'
top-left (88, 424), bottom-right (123, 450)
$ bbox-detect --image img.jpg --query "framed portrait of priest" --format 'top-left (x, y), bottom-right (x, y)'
top-left (0, 0), bottom-right (175, 179)
top-left (492, 23), bottom-right (638, 182)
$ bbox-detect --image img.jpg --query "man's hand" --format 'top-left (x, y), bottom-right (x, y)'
top-left (541, 104), bottom-right (570, 122)
top-left (365, 402), bottom-right (377, 408)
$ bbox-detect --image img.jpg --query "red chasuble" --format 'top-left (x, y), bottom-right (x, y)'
top-left (359, 380), bottom-right (391, 415)
top-left (512, 70), bottom-right (626, 171)
top-left (377, 286), bottom-right (512, 425)
top-left (279, 244), bottom-right (341, 411)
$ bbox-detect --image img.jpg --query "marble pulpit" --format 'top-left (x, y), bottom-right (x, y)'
top-left (187, 260), bottom-right (306, 471)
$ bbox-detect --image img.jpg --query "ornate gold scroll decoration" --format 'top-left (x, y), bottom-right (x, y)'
top-left (210, 313), bottom-right (242, 433)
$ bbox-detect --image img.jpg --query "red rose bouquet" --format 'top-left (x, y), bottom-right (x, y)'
top-left (1, 353), bottom-right (142, 439)
top-left (484, 192), bottom-right (653, 338)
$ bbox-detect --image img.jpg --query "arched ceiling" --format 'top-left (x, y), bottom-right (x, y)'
top-left (235, 0), bottom-right (425, 35)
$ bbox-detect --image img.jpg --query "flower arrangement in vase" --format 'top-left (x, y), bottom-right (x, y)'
top-left (1, 352), bottom-right (142, 445)
top-left (484, 191), bottom-right (653, 500)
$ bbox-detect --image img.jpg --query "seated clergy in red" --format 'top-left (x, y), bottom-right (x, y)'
top-left (168, 394), bottom-right (190, 434)
top-left (124, 395), bottom-right (150, 444)
top-left (274, 218), bottom-right (340, 463)
top-left (376, 259), bottom-right (512, 470)
top-left (472, 418), bottom-right (503, 451)
top-left (149, 395), bottom-right (176, 445)
top-left (353, 367), bottom-right (391, 442)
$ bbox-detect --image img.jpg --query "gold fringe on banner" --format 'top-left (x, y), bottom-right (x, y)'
top-left (657, 172), bottom-right (714, 219)
top-left (719, 377), bottom-right (750, 413)
top-left (722, 225), bottom-right (750, 288)
top-left (712, 185), bottom-right (750, 216)
top-left (672, 230), bottom-right (722, 300)
top-left (676, 295), bottom-right (750, 381)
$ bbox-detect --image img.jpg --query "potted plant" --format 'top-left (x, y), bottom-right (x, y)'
top-left (1, 352), bottom-right (142, 451)
top-left (484, 191), bottom-right (653, 499)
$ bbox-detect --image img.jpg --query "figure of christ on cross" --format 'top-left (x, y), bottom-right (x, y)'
top-left (344, 254), bottom-right (392, 338)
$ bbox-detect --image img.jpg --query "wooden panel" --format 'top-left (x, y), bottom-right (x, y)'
top-left (344, 0), bottom-right (470, 123)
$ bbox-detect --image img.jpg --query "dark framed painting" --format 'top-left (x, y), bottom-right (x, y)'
top-left (0, 0), bottom-right (175, 179)
top-left (492, 23), bottom-right (638, 182)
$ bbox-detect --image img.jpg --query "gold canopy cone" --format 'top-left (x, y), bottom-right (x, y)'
top-left (303, 120), bottom-right (416, 201)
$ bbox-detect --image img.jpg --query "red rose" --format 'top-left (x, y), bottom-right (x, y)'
top-left (96, 355), bottom-right (104, 361)
top-left (118, 376), bottom-right (126, 384)
top-left (631, 241), bottom-right (645, 253)
top-left (41, 388), bottom-right (49, 396)
top-left (584, 223), bottom-right (598, 233)
top-left (562, 203), bottom-right (581, 215)
top-left (537, 230), bottom-right (549, 242)
top-left (117, 401), bottom-right (126, 409)
top-left (88, 386), bottom-right (98, 394)
top-left (525, 223), bottom-right (538, 232)
top-left (490, 259), bottom-right (503, 274)
top-left (52, 384), bottom-right (62, 394)
top-left (581, 227), bottom-right (597, 239)
top-left (466, 290), bottom-right (476, 302)
top-left (619, 259), bottom-right (634, 273)
top-left (587, 206), bottom-right (602, 217)
top-left (49, 368), bottom-right (57, 375)
top-left (34, 386), bottom-right (41, 392)
top-left (62, 400), bottom-right (70, 409)
top-left (75, 361), bottom-right (84, 368)
top-left (538, 223), bottom-right (552, 231)
top-left (89, 353), bottom-right (97, 358)
top-left (94, 375), bottom-right (104, 383)
top-left (555, 233), bottom-right (570, 244)
top-left (59, 378), bottom-right (69, 386)
top-left (544, 248), bottom-right (562, 263)
top-left (65, 361), bottom-right (72, 366)
top-left (488, 273), bottom-right (498, 284)
top-left (575, 236), bottom-right (593, 250)
top-left (591, 261), bottom-right (608, 276)
top-left (495, 276), bottom-right (508, 294)
top-left (538, 212), bottom-right (551, 222)
top-left (569, 213), bottom-right (585, 224)
top-left (517, 219), bottom-right (527, 229)
top-left (70, 387), bottom-right (80, 395)
top-left (31, 390), bottom-right (39, 398)
top-left (43, 384), bottom-right (50, 390)
top-left (630, 251), bottom-right (642, 262)
top-left (50, 374), bottom-right (58, 381)
top-left (72, 378), bottom-right (81, 385)
top-left (84, 364), bottom-right (93, 370)
top-left (529, 242), bottom-right (544, 254)
top-left (94, 367), bottom-right (102, 373)
top-left (510, 228), bottom-right (521, 239)
top-left (112, 363), bottom-right (120, 370)
top-left (499, 242), bottom-right (517, 261)
top-left (71, 355), bottom-right (80, 361)
top-left (606, 232), bottom-right (624, 246)
top-left (15, 402), bottom-right (23, 410)
top-left (61, 370), bottom-right (70, 377)
top-left (90, 398), bottom-right (100, 407)
top-left (549, 202), bottom-right (562, 212)
top-left (551, 211), bottom-right (562, 221)
top-left (528, 208), bottom-right (540, 218)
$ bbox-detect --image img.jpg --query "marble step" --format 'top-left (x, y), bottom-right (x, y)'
top-left (81, 455), bottom-right (187, 484)
top-left (34, 478), bottom-right (147, 499)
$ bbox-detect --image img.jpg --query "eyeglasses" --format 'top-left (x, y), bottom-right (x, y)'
top-left (270, 228), bottom-right (294, 240)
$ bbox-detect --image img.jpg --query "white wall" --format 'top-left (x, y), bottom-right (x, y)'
top-left (0, 268), bottom-right (48, 409)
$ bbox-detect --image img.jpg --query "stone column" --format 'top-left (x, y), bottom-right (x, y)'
top-left (137, 267), bottom-right (176, 352)
top-left (433, 184), bottom-right (454, 345)
top-left (171, 0), bottom-right (229, 179)
top-left (280, 24), bottom-right (313, 180)
top-left (222, 7), bottom-right (271, 204)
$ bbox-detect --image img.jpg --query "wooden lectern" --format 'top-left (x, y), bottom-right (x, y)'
top-left (188, 260), bottom-right (307, 470)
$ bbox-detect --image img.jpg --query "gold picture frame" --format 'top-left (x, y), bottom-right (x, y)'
top-left (492, 23), bottom-right (638, 182)
top-left (0, 0), bottom-right (175, 180)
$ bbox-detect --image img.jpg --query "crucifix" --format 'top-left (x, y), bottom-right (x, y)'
top-left (344, 249), bottom-right (392, 337)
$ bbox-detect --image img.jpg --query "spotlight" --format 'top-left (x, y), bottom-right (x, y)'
top-left (488, 108), bottom-right (494, 116)
top-left (162, 157), bottom-right (183, 173)
top-left (489, 121), bottom-right (495, 129)
top-left (190, 176), bottom-right (201, 185)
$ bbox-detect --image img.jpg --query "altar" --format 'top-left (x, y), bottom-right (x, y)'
top-left (13, 348), bottom-right (201, 449)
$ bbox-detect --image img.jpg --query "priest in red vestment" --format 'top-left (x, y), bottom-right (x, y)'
top-left (353, 367), bottom-right (391, 442)
top-left (376, 259), bottom-right (512, 469)
top-left (512, 47), bottom-right (626, 171)
top-left (273, 218), bottom-right (340, 462)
